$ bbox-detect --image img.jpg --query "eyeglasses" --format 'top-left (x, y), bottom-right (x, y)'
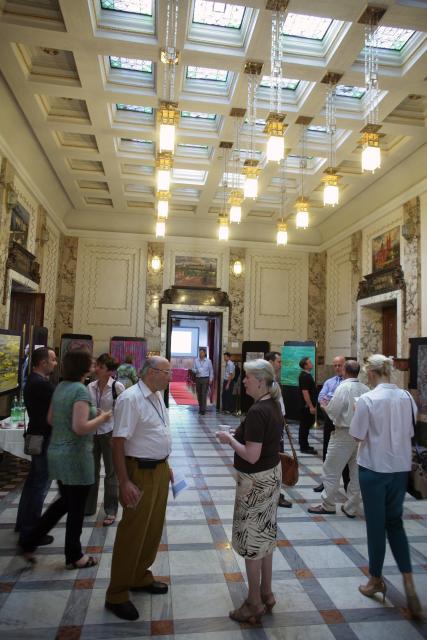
top-left (150, 367), bottom-right (172, 375)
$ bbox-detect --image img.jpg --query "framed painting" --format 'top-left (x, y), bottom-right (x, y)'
top-left (10, 204), bottom-right (30, 248)
top-left (174, 256), bottom-right (217, 288)
top-left (372, 226), bottom-right (400, 273)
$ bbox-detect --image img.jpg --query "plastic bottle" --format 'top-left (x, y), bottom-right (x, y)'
top-left (10, 397), bottom-right (18, 427)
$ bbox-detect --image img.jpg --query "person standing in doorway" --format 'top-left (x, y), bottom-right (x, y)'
top-left (265, 352), bottom-right (292, 508)
top-left (298, 357), bottom-right (318, 454)
top-left (192, 347), bottom-right (213, 415)
top-left (222, 352), bottom-right (235, 414)
top-left (16, 347), bottom-right (58, 542)
top-left (314, 355), bottom-right (349, 493)
top-left (85, 353), bottom-right (125, 525)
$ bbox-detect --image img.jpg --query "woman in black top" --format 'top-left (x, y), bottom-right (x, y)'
top-left (216, 359), bottom-right (282, 624)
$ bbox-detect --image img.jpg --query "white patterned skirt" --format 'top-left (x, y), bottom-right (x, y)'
top-left (232, 462), bottom-right (281, 559)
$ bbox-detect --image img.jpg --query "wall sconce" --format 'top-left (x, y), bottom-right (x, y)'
top-left (149, 255), bottom-right (162, 273)
top-left (6, 187), bottom-right (18, 211)
top-left (402, 222), bottom-right (417, 242)
top-left (231, 259), bottom-right (243, 277)
top-left (36, 224), bottom-right (50, 247)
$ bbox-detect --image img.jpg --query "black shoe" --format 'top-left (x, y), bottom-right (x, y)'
top-left (278, 496), bottom-right (292, 508)
top-left (201, 411), bottom-right (206, 415)
top-left (105, 600), bottom-right (139, 621)
top-left (313, 483), bottom-right (324, 493)
top-left (130, 580), bottom-right (168, 594)
top-left (39, 534), bottom-right (54, 546)
top-left (300, 448), bottom-right (317, 455)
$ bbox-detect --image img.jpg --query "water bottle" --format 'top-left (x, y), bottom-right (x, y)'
top-left (17, 398), bottom-right (26, 427)
top-left (10, 397), bottom-right (18, 427)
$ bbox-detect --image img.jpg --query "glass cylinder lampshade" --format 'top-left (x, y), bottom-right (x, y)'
top-left (229, 205), bottom-right (242, 223)
top-left (244, 176), bottom-right (258, 199)
top-left (218, 216), bottom-right (229, 241)
top-left (267, 135), bottom-right (285, 163)
top-left (295, 198), bottom-right (309, 229)
top-left (361, 132), bottom-right (381, 173)
top-left (155, 220), bottom-right (166, 238)
top-left (159, 124), bottom-right (175, 153)
top-left (323, 172), bottom-right (339, 207)
top-left (157, 199), bottom-right (169, 219)
top-left (276, 221), bottom-right (288, 246)
top-left (157, 169), bottom-right (171, 191)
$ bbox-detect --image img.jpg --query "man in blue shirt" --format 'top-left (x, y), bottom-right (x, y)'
top-left (192, 347), bottom-right (214, 415)
top-left (222, 352), bottom-right (235, 413)
top-left (314, 355), bottom-right (349, 492)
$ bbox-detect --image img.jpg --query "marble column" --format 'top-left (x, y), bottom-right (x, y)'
top-left (350, 230), bottom-right (362, 357)
top-left (307, 251), bottom-right (326, 367)
top-left (228, 248), bottom-right (245, 350)
top-left (54, 235), bottom-right (78, 347)
top-left (144, 242), bottom-right (165, 354)
top-left (402, 196), bottom-right (421, 356)
top-left (0, 158), bottom-right (15, 328)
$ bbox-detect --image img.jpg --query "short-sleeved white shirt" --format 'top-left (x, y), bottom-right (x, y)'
top-left (88, 377), bottom-right (125, 435)
top-left (112, 380), bottom-right (172, 459)
top-left (349, 383), bottom-right (416, 473)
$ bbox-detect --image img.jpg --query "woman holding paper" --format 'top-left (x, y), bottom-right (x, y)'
top-left (216, 359), bottom-right (282, 624)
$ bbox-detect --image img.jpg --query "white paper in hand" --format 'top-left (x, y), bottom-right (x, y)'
top-left (172, 474), bottom-right (188, 499)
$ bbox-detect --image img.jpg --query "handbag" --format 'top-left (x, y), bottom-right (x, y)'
top-left (279, 420), bottom-right (299, 486)
top-left (405, 392), bottom-right (427, 500)
top-left (24, 433), bottom-right (44, 456)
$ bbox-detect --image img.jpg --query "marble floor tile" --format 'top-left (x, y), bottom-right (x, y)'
top-left (171, 582), bottom-right (234, 619)
top-left (0, 589), bottom-right (70, 629)
top-left (350, 620), bottom-right (425, 640)
top-left (265, 625), bottom-right (336, 639)
top-left (317, 576), bottom-right (394, 609)
top-left (166, 524), bottom-right (213, 545)
top-left (169, 549), bottom-right (224, 575)
top-left (294, 545), bottom-right (357, 569)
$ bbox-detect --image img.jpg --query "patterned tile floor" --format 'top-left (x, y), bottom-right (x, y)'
top-left (0, 405), bottom-right (426, 639)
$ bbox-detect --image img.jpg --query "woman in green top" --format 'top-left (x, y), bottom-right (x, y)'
top-left (116, 354), bottom-right (138, 389)
top-left (19, 350), bottom-right (112, 569)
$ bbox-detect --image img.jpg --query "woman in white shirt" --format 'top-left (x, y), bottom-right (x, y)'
top-left (349, 354), bottom-right (421, 618)
top-left (85, 354), bottom-right (124, 526)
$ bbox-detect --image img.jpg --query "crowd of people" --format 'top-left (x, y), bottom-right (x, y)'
top-left (13, 346), bottom-right (422, 623)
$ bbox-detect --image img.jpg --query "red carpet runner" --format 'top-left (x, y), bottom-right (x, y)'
top-left (169, 381), bottom-right (198, 406)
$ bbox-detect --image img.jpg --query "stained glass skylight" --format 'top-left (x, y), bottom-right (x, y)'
top-left (121, 138), bottom-right (152, 145)
top-left (260, 76), bottom-right (300, 90)
top-left (181, 111), bottom-right (216, 120)
top-left (336, 85), bottom-right (366, 99)
top-left (116, 103), bottom-right (153, 113)
top-left (371, 26), bottom-right (415, 51)
top-left (101, 0), bottom-right (152, 15)
top-left (192, 1), bottom-right (245, 29)
top-left (178, 143), bottom-right (209, 150)
top-left (308, 125), bottom-right (328, 133)
top-left (283, 13), bottom-right (333, 40)
top-left (186, 66), bottom-right (228, 81)
top-left (109, 56), bottom-right (152, 73)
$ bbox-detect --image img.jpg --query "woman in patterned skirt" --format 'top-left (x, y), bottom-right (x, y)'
top-left (216, 359), bottom-right (282, 623)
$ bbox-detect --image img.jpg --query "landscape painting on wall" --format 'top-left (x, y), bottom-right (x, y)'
top-left (372, 226), bottom-right (400, 272)
top-left (174, 256), bottom-right (217, 288)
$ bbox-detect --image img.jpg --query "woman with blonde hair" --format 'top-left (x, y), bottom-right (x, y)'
top-left (350, 354), bottom-right (422, 618)
top-left (216, 359), bottom-right (282, 624)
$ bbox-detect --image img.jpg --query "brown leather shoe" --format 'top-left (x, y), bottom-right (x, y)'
top-left (278, 495), bottom-right (292, 508)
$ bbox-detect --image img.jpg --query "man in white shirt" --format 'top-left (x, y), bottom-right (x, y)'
top-left (308, 360), bottom-right (368, 518)
top-left (192, 347), bottom-right (214, 415)
top-left (105, 357), bottom-right (173, 622)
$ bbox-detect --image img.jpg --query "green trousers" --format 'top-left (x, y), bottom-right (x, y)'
top-left (106, 459), bottom-right (169, 604)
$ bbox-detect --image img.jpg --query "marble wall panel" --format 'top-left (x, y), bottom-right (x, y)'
top-left (402, 197), bottom-right (421, 356)
top-left (307, 251), bottom-right (326, 363)
top-left (0, 159), bottom-right (14, 327)
top-left (350, 230), bottom-right (362, 357)
top-left (228, 248), bottom-right (246, 350)
top-left (54, 236), bottom-right (78, 346)
top-left (144, 242), bottom-right (165, 353)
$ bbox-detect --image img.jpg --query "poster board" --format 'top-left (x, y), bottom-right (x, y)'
top-left (0, 329), bottom-right (21, 396)
top-left (281, 341), bottom-right (316, 420)
top-left (110, 337), bottom-right (147, 374)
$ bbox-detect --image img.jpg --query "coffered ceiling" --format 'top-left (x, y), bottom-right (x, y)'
top-left (0, 0), bottom-right (426, 246)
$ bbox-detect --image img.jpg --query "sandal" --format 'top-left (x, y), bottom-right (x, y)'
top-left (229, 601), bottom-right (266, 624)
top-left (66, 555), bottom-right (98, 570)
top-left (307, 505), bottom-right (336, 515)
top-left (103, 515), bottom-right (116, 527)
top-left (261, 592), bottom-right (276, 612)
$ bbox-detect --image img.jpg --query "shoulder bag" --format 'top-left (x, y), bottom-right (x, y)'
top-left (279, 420), bottom-right (299, 486)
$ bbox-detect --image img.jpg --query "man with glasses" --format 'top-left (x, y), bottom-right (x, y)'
top-left (105, 357), bottom-right (173, 621)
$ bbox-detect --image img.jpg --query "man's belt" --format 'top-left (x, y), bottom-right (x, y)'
top-left (126, 456), bottom-right (168, 469)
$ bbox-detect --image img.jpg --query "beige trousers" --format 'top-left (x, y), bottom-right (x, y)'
top-left (321, 428), bottom-right (361, 516)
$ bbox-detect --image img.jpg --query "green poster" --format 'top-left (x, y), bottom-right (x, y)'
top-left (281, 343), bottom-right (316, 386)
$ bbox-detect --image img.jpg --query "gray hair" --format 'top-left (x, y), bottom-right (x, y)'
top-left (344, 360), bottom-right (360, 377)
top-left (140, 356), bottom-right (163, 378)
top-left (243, 358), bottom-right (282, 404)
top-left (364, 353), bottom-right (393, 378)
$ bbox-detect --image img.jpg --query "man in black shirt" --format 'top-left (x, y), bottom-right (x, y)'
top-left (298, 356), bottom-right (318, 454)
top-left (15, 347), bottom-right (58, 543)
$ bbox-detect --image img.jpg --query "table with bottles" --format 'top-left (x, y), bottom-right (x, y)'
top-left (0, 397), bottom-right (29, 460)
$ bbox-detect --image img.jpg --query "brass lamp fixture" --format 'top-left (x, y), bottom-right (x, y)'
top-left (295, 197), bottom-right (309, 230)
top-left (158, 102), bottom-right (179, 154)
top-left (156, 152), bottom-right (172, 191)
top-left (266, 1), bottom-right (288, 162)
top-left (156, 190), bottom-right (170, 219)
top-left (265, 114), bottom-right (287, 163)
top-left (358, 5), bottom-right (386, 172)
top-left (242, 61), bottom-right (262, 200)
top-left (218, 214), bottom-right (229, 241)
top-left (228, 109), bottom-right (245, 223)
top-left (231, 259), bottom-right (243, 276)
top-left (321, 72), bottom-right (342, 206)
top-left (295, 116), bottom-right (312, 229)
top-left (155, 219), bottom-right (166, 238)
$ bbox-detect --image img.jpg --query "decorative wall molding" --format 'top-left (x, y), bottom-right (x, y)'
top-left (40, 219), bottom-right (60, 341)
top-left (326, 238), bottom-right (352, 361)
top-left (244, 251), bottom-right (309, 349)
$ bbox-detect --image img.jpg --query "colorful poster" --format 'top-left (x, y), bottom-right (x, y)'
top-left (281, 343), bottom-right (316, 387)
